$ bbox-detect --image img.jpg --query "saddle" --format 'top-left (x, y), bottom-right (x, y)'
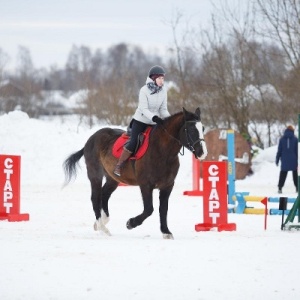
top-left (112, 126), bottom-right (152, 160)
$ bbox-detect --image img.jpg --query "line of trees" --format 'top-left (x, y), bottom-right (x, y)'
top-left (1, 0), bottom-right (299, 147)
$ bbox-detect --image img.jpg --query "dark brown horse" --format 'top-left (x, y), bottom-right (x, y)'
top-left (63, 107), bottom-right (207, 239)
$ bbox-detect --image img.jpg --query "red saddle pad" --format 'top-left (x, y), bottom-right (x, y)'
top-left (112, 127), bottom-right (152, 160)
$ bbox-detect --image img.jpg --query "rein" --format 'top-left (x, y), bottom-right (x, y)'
top-left (160, 120), bottom-right (204, 157)
top-left (162, 127), bottom-right (181, 145)
top-left (161, 127), bottom-right (185, 155)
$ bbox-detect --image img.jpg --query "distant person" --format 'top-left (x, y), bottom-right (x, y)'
top-left (275, 125), bottom-right (298, 193)
top-left (113, 65), bottom-right (170, 177)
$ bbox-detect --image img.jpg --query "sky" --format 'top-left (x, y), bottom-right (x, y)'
top-left (1, 110), bottom-right (300, 299)
top-left (0, 0), bottom-right (215, 70)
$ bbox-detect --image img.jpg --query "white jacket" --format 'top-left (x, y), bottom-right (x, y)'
top-left (132, 77), bottom-right (170, 125)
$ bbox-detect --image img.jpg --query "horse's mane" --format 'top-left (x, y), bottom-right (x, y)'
top-left (161, 109), bottom-right (200, 131)
top-left (156, 111), bottom-right (184, 138)
top-left (163, 111), bottom-right (183, 125)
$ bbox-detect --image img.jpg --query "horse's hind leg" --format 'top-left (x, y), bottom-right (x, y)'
top-left (126, 184), bottom-right (154, 230)
top-left (159, 185), bottom-right (174, 239)
top-left (101, 176), bottom-right (119, 225)
top-left (87, 169), bottom-right (111, 235)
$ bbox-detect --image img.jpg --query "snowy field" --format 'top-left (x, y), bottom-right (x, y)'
top-left (1, 111), bottom-right (299, 300)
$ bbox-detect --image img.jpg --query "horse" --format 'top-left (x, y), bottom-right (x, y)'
top-left (63, 107), bottom-right (208, 239)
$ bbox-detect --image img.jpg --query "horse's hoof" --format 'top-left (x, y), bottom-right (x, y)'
top-left (163, 233), bottom-right (174, 240)
top-left (126, 219), bottom-right (133, 230)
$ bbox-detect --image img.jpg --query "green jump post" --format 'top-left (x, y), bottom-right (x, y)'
top-left (298, 113), bottom-right (300, 221)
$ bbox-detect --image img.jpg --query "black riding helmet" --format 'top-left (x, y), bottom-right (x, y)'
top-left (148, 65), bottom-right (166, 79)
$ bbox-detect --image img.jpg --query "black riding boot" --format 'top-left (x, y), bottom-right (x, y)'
top-left (113, 147), bottom-right (132, 177)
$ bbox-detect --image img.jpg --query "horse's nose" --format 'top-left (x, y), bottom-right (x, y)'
top-left (198, 141), bottom-right (208, 160)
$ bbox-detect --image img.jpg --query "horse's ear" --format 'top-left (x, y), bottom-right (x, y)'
top-left (182, 107), bottom-right (187, 118)
top-left (195, 107), bottom-right (201, 119)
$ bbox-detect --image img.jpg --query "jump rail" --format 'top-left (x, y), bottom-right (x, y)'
top-left (233, 192), bottom-right (297, 215)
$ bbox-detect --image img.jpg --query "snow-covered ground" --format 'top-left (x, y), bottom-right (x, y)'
top-left (1, 111), bottom-right (299, 300)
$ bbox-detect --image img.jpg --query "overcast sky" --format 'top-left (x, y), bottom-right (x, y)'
top-left (0, 0), bottom-right (220, 69)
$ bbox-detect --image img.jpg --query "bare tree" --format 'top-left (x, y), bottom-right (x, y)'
top-left (178, 0), bottom-right (298, 146)
top-left (165, 10), bottom-right (201, 112)
top-left (193, 16), bottom-right (257, 137)
top-left (65, 45), bottom-right (95, 91)
top-left (14, 46), bottom-right (42, 117)
top-left (254, 0), bottom-right (300, 125)
top-left (255, 0), bottom-right (300, 68)
top-left (0, 48), bottom-right (9, 82)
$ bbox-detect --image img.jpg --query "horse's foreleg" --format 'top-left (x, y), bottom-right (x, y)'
top-left (159, 185), bottom-right (174, 239)
top-left (126, 185), bottom-right (154, 230)
top-left (101, 177), bottom-right (119, 225)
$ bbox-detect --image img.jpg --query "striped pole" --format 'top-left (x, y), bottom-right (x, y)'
top-left (227, 130), bottom-right (235, 207)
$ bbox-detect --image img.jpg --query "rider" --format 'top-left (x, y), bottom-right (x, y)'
top-left (113, 65), bottom-right (170, 177)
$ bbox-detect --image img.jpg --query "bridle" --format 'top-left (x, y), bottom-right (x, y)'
top-left (161, 119), bottom-right (204, 157)
top-left (183, 120), bottom-right (205, 157)
top-left (184, 121), bottom-right (204, 159)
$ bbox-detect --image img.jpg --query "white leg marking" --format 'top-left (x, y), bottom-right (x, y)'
top-left (94, 218), bottom-right (111, 236)
top-left (101, 210), bottom-right (110, 225)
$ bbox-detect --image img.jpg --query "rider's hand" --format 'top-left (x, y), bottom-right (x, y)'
top-left (152, 116), bottom-right (163, 125)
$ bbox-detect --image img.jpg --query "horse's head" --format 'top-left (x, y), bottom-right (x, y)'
top-left (179, 107), bottom-right (208, 160)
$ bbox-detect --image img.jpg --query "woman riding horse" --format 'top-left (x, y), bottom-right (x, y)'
top-left (114, 65), bottom-right (170, 176)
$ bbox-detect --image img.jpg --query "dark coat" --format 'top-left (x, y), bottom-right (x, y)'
top-left (276, 128), bottom-right (298, 171)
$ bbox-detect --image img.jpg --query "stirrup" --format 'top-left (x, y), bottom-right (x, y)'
top-left (114, 164), bottom-right (121, 177)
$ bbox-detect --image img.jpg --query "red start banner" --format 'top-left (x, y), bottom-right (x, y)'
top-left (0, 155), bottom-right (29, 222)
top-left (202, 161), bottom-right (228, 225)
top-left (195, 161), bottom-right (236, 232)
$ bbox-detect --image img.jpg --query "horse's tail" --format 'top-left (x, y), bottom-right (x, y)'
top-left (63, 148), bottom-right (84, 186)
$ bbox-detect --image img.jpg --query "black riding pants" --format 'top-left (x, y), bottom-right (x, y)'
top-left (278, 170), bottom-right (298, 189)
top-left (125, 119), bottom-right (149, 153)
